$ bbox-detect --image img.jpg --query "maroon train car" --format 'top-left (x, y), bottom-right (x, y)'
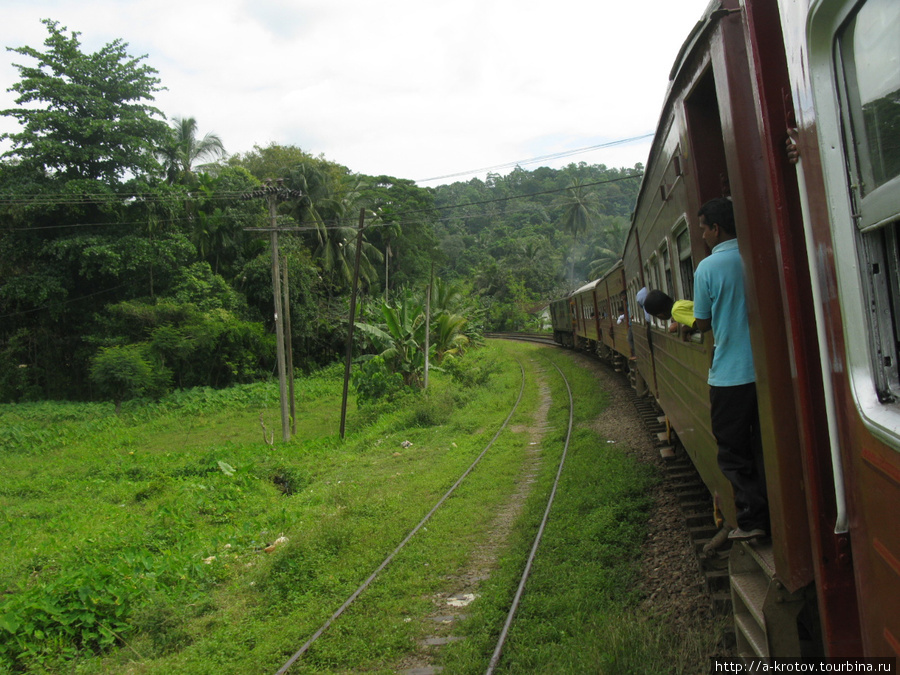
top-left (553, 0), bottom-right (900, 660)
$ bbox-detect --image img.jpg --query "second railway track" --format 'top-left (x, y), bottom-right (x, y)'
top-left (276, 351), bottom-right (580, 674)
top-left (272, 339), bottom-right (730, 672)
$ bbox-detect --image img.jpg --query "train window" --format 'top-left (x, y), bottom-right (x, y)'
top-left (837, 0), bottom-right (900, 230)
top-left (675, 225), bottom-right (695, 299)
top-left (629, 281), bottom-right (641, 325)
top-left (833, 0), bottom-right (900, 403)
top-left (648, 254), bottom-right (661, 293)
top-left (861, 220), bottom-right (900, 402)
top-left (660, 243), bottom-right (674, 297)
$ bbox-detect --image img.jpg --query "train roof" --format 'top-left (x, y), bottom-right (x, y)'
top-left (571, 279), bottom-right (601, 296)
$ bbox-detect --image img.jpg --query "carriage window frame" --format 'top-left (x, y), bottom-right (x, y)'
top-left (835, 0), bottom-right (900, 403)
top-left (807, 0), bottom-right (900, 444)
top-left (629, 279), bottom-right (642, 325)
top-left (646, 253), bottom-right (666, 329)
top-left (835, 0), bottom-right (900, 232)
top-left (660, 241), bottom-right (674, 298)
top-left (674, 219), bottom-right (694, 300)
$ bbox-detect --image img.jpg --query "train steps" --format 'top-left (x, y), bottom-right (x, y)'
top-left (729, 540), bottom-right (807, 658)
top-left (633, 391), bottom-right (739, 623)
top-left (645, 407), bottom-right (811, 660)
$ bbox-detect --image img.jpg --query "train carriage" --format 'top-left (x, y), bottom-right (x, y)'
top-left (549, 294), bottom-right (574, 348)
top-left (570, 279), bottom-right (601, 349)
top-left (552, 0), bottom-right (900, 659)
top-left (594, 262), bottom-right (630, 361)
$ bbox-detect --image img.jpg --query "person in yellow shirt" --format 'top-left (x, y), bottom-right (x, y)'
top-left (642, 289), bottom-right (696, 336)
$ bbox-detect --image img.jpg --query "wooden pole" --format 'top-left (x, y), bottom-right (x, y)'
top-left (340, 208), bottom-right (366, 439)
top-left (269, 194), bottom-right (290, 442)
top-left (282, 256), bottom-right (296, 434)
top-left (424, 263), bottom-right (432, 390)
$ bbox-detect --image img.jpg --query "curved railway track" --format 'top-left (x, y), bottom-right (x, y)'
top-left (489, 332), bottom-right (738, 645)
top-left (276, 356), bottom-right (578, 674)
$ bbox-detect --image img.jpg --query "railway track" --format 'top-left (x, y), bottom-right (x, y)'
top-left (484, 331), bottom-right (557, 346)
top-left (489, 332), bottom-right (737, 636)
top-left (275, 356), bottom-right (577, 674)
top-left (275, 336), bottom-right (730, 672)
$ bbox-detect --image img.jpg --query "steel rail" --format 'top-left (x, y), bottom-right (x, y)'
top-left (275, 361), bottom-right (527, 674)
top-left (485, 357), bottom-right (574, 674)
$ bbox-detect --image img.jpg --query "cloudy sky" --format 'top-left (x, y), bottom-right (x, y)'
top-left (1, 0), bottom-right (713, 186)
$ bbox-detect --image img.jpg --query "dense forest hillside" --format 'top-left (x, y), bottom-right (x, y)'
top-left (0, 20), bottom-right (642, 404)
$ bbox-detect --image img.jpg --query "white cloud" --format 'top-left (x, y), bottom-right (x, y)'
top-left (0, 0), bottom-right (712, 184)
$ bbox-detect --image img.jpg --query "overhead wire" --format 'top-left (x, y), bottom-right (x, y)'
top-left (0, 172), bottom-right (643, 234)
top-left (414, 133), bottom-right (652, 183)
top-left (0, 131), bottom-right (650, 209)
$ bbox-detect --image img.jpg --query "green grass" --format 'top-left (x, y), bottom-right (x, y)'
top-left (0, 343), bottom-right (721, 674)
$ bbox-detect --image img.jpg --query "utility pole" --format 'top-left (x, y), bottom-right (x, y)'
top-left (340, 207), bottom-right (366, 439)
top-left (242, 179), bottom-right (303, 443)
top-left (424, 263), bottom-right (432, 390)
top-left (282, 257), bottom-right (296, 435)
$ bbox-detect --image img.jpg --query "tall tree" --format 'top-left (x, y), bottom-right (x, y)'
top-left (557, 179), bottom-right (599, 287)
top-left (588, 216), bottom-right (630, 279)
top-left (0, 19), bottom-right (168, 182)
top-left (159, 116), bottom-right (226, 185)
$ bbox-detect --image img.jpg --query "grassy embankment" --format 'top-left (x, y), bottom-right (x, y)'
top-left (0, 341), bottom-right (723, 673)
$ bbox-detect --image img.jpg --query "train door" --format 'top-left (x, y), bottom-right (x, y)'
top-left (684, 10), bottom-right (820, 643)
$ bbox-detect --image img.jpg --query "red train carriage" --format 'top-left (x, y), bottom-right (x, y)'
top-left (552, 0), bottom-right (900, 659)
top-left (625, 1), bottom-right (822, 657)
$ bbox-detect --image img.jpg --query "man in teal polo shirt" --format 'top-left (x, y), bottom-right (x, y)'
top-left (693, 197), bottom-right (769, 541)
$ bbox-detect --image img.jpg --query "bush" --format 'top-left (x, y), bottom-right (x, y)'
top-left (89, 344), bottom-right (169, 411)
top-left (352, 355), bottom-right (406, 404)
top-left (0, 564), bottom-right (138, 668)
top-left (405, 389), bottom-right (457, 427)
top-left (442, 348), bottom-right (501, 388)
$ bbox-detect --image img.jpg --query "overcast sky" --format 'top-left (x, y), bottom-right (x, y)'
top-left (1, 0), bottom-right (713, 186)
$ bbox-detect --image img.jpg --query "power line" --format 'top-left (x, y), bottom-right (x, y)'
top-left (0, 283), bottom-right (132, 319)
top-left (414, 134), bottom-right (653, 183)
top-left (0, 172), bottom-right (644, 234)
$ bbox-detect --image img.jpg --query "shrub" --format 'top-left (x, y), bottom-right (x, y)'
top-left (442, 348), bottom-right (501, 388)
top-left (89, 344), bottom-right (169, 412)
top-left (405, 389), bottom-right (456, 427)
top-left (0, 564), bottom-right (139, 668)
top-left (352, 355), bottom-right (406, 404)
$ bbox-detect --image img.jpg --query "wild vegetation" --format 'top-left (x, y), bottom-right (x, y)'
top-left (0, 341), bottom-right (720, 673)
top-left (0, 19), bottom-right (640, 407)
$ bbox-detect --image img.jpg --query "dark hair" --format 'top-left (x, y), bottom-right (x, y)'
top-left (642, 289), bottom-right (674, 316)
top-left (698, 197), bottom-right (735, 236)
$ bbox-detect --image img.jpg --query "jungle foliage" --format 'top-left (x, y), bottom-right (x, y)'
top-left (0, 19), bottom-right (641, 405)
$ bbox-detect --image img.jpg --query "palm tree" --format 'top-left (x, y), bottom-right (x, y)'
top-left (557, 179), bottom-right (599, 287)
top-left (159, 117), bottom-right (226, 185)
top-left (431, 312), bottom-right (469, 362)
top-left (306, 175), bottom-right (383, 290)
top-left (588, 217), bottom-right (630, 279)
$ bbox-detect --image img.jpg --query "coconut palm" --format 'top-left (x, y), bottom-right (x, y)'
top-left (431, 312), bottom-right (469, 362)
top-left (587, 217), bottom-right (630, 279)
top-left (159, 116), bottom-right (226, 185)
top-left (309, 176), bottom-right (383, 289)
top-left (557, 179), bottom-right (600, 286)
